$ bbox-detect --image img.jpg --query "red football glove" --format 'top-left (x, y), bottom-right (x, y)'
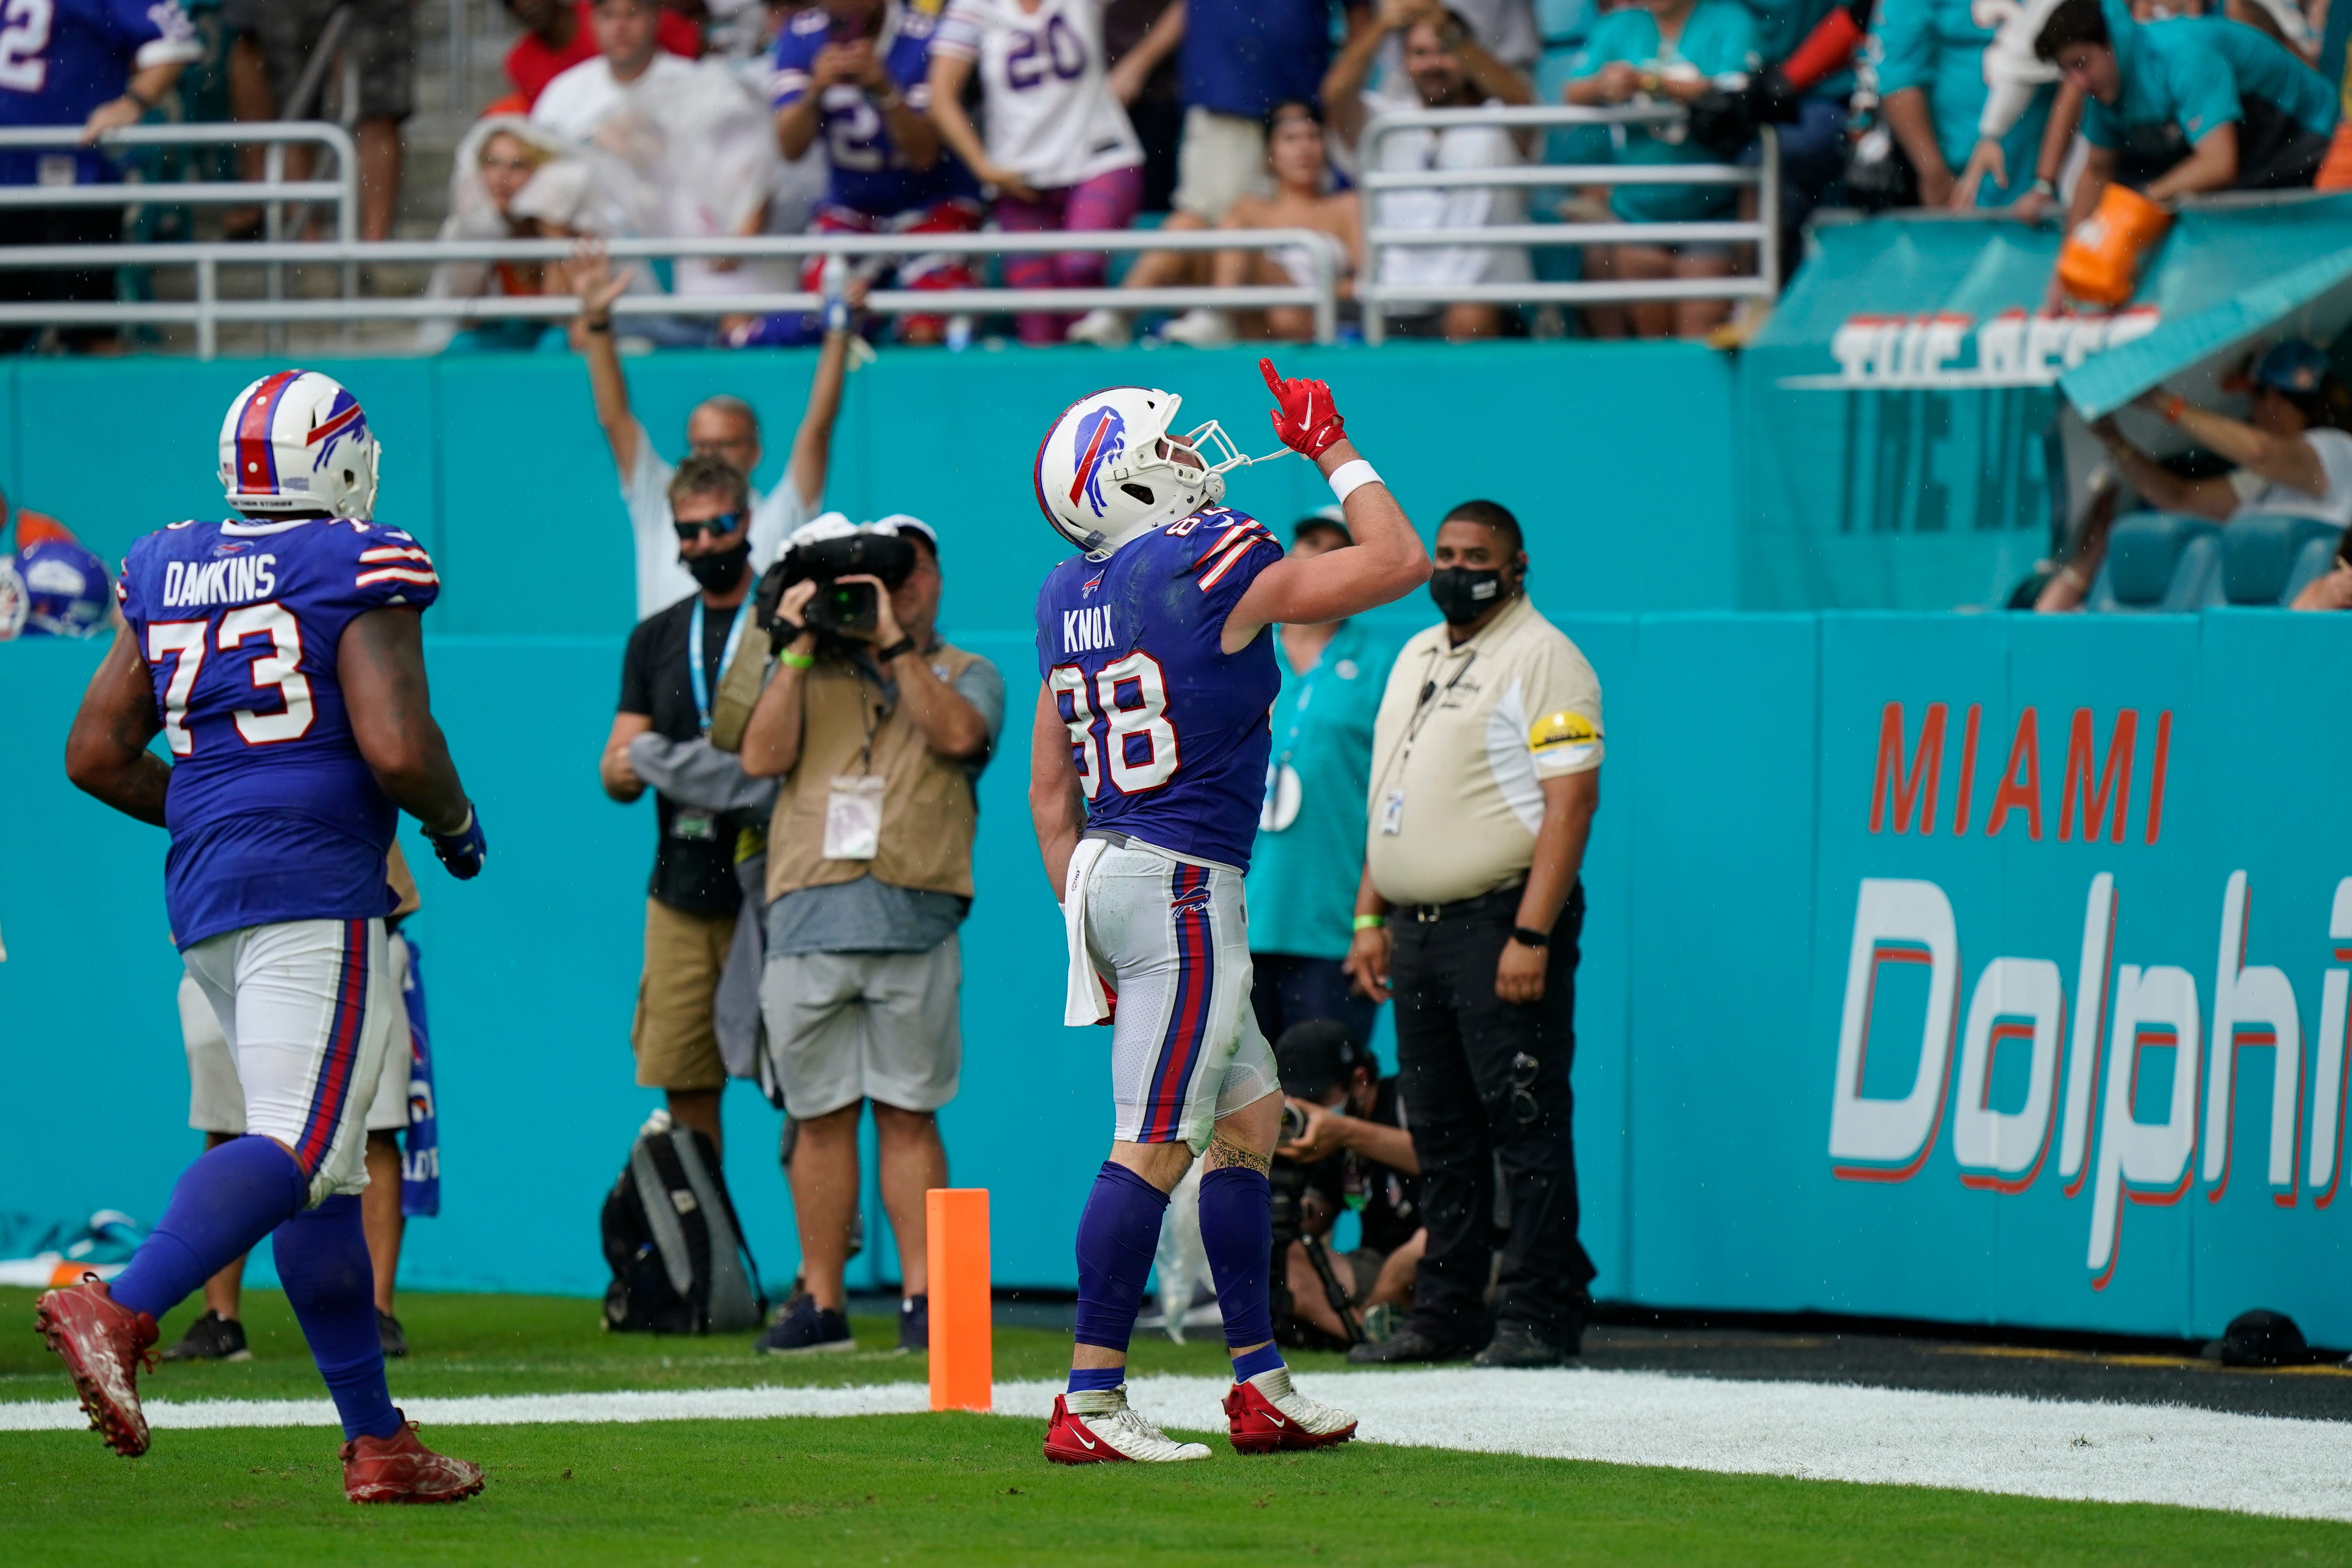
top-left (1261, 357), bottom-right (1347, 460)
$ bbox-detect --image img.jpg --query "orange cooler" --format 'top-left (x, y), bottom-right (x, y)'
top-left (2058, 184), bottom-right (2173, 308)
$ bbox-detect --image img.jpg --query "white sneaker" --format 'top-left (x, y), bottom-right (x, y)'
top-left (1065, 308), bottom-right (1130, 348)
top-left (1157, 307), bottom-right (1232, 348)
top-left (1225, 1366), bottom-right (1359, 1452)
top-left (1044, 1387), bottom-right (1213, 1463)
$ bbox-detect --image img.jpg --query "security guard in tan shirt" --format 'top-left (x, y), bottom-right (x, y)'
top-left (1345, 500), bottom-right (1603, 1370)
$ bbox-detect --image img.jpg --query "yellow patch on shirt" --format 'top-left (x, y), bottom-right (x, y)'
top-left (1529, 710), bottom-right (1597, 752)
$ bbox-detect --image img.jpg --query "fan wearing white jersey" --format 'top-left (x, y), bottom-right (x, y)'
top-left (1028, 362), bottom-right (1431, 1463)
top-left (927, 0), bottom-right (1147, 343)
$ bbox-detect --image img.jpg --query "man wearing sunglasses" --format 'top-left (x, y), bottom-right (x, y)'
top-left (599, 456), bottom-right (778, 1155)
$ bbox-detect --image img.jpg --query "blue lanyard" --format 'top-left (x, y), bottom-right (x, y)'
top-left (688, 595), bottom-right (749, 733)
top-left (1275, 627), bottom-right (1345, 765)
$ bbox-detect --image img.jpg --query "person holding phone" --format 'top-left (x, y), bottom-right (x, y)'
top-left (772, 0), bottom-right (983, 343)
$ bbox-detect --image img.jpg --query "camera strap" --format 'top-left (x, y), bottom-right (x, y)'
top-left (688, 595), bottom-right (751, 734)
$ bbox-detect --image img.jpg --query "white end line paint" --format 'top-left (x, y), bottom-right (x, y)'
top-left (6, 1368), bottom-right (2351, 1523)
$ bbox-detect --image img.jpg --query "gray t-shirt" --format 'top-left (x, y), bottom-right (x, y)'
top-left (764, 650), bottom-right (1007, 956)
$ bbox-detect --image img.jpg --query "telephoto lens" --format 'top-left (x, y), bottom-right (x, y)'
top-left (1279, 1101), bottom-right (1310, 1144)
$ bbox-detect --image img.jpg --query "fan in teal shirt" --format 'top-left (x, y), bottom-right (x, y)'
top-left (1245, 609), bottom-right (1396, 1047)
top-left (1873, 0), bottom-right (2053, 205)
top-left (1569, 0), bottom-right (1763, 222)
top-left (2080, 15), bottom-right (2337, 166)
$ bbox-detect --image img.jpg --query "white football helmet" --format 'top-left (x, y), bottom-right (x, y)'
top-left (1032, 386), bottom-right (1269, 554)
top-left (218, 369), bottom-right (381, 518)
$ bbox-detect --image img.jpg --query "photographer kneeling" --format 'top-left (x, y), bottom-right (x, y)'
top-left (738, 515), bottom-right (1004, 1354)
top-left (1271, 1021), bottom-right (1424, 1348)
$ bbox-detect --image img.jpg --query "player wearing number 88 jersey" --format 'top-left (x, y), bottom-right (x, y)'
top-left (1029, 366), bottom-right (1430, 1465)
top-left (55, 369), bottom-right (483, 1503)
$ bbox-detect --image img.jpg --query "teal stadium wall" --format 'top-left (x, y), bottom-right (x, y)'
top-left (0, 342), bottom-right (1727, 1300)
top-left (18, 346), bottom-right (2351, 1345)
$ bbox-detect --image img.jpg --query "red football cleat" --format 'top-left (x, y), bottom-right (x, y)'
top-left (35, 1276), bottom-right (158, 1457)
top-left (1224, 1367), bottom-right (1357, 1454)
top-left (342, 1414), bottom-right (486, 1504)
top-left (1043, 1390), bottom-right (1211, 1463)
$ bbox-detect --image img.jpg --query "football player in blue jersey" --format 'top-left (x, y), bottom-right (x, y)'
top-left (1030, 361), bottom-right (1431, 1463)
top-left (51, 370), bottom-right (488, 1504)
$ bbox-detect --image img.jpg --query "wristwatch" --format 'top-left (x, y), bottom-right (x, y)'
top-left (1510, 926), bottom-right (1549, 949)
top-left (874, 636), bottom-right (915, 664)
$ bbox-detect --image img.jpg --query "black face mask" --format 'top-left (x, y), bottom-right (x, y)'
top-left (686, 541), bottom-right (752, 594)
top-left (1429, 566), bottom-right (1508, 626)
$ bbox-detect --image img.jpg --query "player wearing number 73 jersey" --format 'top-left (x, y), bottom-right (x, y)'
top-left (53, 370), bottom-right (486, 1504)
top-left (1029, 361), bottom-right (1430, 1464)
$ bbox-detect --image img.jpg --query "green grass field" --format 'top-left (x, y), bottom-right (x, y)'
top-left (2, 1290), bottom-right (2348, 1566)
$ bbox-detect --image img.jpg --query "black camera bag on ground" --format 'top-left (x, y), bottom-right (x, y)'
top-left (601, 1121), bottom-right (768, 1334)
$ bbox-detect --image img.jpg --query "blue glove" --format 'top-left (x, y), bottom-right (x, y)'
top-left (424, 803), bottom-right (486, 880)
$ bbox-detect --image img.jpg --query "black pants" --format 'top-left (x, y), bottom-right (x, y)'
top-left (1251, 952), bottom-right (1378, 1055)
top-left (1392, 882), bottom-right (1594, 1347)
top-left (0, 205), bottom-right (122, 352)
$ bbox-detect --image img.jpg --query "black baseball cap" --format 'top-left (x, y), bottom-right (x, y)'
top-left (1274, 1019), bottom-right (1368, 1100)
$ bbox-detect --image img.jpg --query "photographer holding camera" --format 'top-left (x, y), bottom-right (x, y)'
top-left (737, 515), bottom-right (1004, 1354)
top-left (1269, 1021), bottom-right (1424, 1348)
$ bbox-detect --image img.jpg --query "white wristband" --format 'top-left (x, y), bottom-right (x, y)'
top-left (1327, 459), bottom-right (1380, 504)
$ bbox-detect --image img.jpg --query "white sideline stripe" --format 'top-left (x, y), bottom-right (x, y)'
top-left (6, 1368), bottom-right (2352, 1522)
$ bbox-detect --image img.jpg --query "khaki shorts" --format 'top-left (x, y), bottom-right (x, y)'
top-left (632, 897), bottom-right (735, 1093)
top-left (1173, 107), bottom-right (1269, 222)
top-left (759, 937), bottom-right (962, 1120)
top-left (181, 931), bottom-right (413, 1140)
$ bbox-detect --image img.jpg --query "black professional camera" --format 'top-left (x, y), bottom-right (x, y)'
top-left (754, 528), bottom-right (917, 645)
top-left (1268, 1147), bottom-right (1362, 1350)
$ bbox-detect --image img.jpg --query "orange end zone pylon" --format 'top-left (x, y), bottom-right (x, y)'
top-left (926, 1187), bottom-right (991, 1411)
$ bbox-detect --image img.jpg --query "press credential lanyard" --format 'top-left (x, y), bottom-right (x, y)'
top-left (688, 595), bottom-right (750, 734)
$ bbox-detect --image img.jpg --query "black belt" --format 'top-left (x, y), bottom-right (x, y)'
top-left (1400, 881), bottom-right (1525, 925)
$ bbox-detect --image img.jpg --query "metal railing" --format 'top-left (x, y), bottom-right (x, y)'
top-left (0, 123), bottom-right (359, 243)
top-left (0, 227), bottom-right (1350, 358)
top-left (1357, 104), bottom-right (1779, 344)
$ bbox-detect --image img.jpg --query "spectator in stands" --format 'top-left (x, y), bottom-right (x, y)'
top-left (1875, 0), bottom-right (2054, 209)
top-left (257, 0), bottom-right (412, 242)
top-left (2030, 463), bottom-right (2122, 611)
top-left (533, 0), bottom-right (701, 142)
top-left (420, 118), bottom-right (591, 351)
top-left (771, 0), bottom-right (980, 346)
top-left (503, 0), bottom-right (704, 110)
top-left (571, 237), bottom-right (858, 618)
top-left (1072, 99), bottom-right (1361, 347)
top-left (1561, 0), bottom-right (1754, 339)
top-left (1104, 0), bottom-right (1189, 210)
top-left (2090, 343), bottom-right (2352, 546)
top-left (926, 0), bottom-right (1147, 344)
top-left (2035, 0), bottom-right (2339, 225)
top-left (0, 0), bottom-right (200, 354)
top-left (1326, 0), bottom-right (1536, 341)
top-left (738, 516), bottom-right (1005, 1355)
top-left (1250, 511), bottom-right (1395, 1051)
top-left (1168, 0), bottom-right (1368, 236)
top-left (2292, 531), bottom-right (2352, 609)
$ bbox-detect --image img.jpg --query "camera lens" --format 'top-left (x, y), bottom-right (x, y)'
top-left (1280, 1102), bottom-right (1309, 1144)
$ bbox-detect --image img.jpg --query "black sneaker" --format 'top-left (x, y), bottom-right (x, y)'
top-left (1346, 1327), bottom-right (1468, 1366)
top-left (897, 1293), bottom-right (929, 1353)
top-left (1473, 1322), bottom-right (1573, 1368)
top-left (377, 1310), bottom-right (409, 1359)
top-left (161, 1309), bottom-right (251, 1364)
top-left (755, 1295), bottom-right (855, 1355)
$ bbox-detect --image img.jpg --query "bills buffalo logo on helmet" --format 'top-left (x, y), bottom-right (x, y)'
top-left (1070, 406), bottom-right (1127, 519)
top-left (309, 390), bottom-right (369, 474)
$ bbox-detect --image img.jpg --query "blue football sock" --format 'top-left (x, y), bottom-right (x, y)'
top-left (109, 1136), bottom-right (308, 1321)
top-left (1199, 1165), bottom-right (1284, 1381)
top-left (273, 1195), bottom-right (400, 1442)
top-left (1069, 1161), bottom-right (1168, 1392)
top-left (1066, 1367), bottom-right (1127, 1394)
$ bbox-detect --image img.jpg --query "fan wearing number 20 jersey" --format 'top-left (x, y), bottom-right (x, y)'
top-left (116, 516), bottom-right (440, 950)
top-left (1034, 506), bottom-right (1284, 871)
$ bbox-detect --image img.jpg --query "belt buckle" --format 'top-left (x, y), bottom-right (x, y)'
top-left (1415, 904), bottom-right (1441, 923)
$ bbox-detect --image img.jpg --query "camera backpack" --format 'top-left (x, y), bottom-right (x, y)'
top-left (600, 1118), bottom-right (767, 1335)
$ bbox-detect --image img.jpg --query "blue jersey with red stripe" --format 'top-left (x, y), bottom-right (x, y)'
top-left (769, 1), bottom-right (977, 216)
top-left (0, 0), bottom-right (200, 186)
top-left (1034, 506), bottom-right (1283, 870)
top-left (117, 516), bottom-right (441, 948)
